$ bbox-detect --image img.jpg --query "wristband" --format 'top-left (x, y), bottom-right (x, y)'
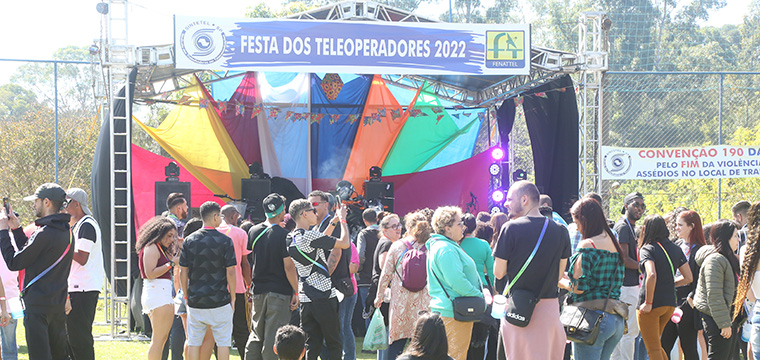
top-left (0, 297), bottom-right (6, 301)
top-left (330, 221), bottom-right (339, 226)
top-left (645, 301), bottom-right (652, 305)
top-left (340, 219), bottom-right (347, 224)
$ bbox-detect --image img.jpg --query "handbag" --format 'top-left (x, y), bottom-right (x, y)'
top-left (430, 239), bottom-right (486, 322)
top-left (561, 254), bottom-right (621, 345)
top-left (502, 218), bottom-right (549, 327)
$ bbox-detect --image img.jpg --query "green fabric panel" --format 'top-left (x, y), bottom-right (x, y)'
top-left (382, 83), bottom-right (462, 176)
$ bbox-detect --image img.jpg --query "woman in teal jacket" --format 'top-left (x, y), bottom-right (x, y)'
top-left (427, 206), bottom-right (484, 360)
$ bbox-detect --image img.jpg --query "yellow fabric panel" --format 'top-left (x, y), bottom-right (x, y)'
top-left (134, 78), bottom-right (248, 198)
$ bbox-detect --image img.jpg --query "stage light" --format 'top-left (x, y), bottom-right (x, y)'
top-left (489, 163), bottom-right (501, 176)
top-left (491, 190), bottom-right (505, 203)
top-left (491, 148), bottom-right (505, 161)
top-left (249, 161), bottom-right (267, 179)
top-left (369, 166), bottom-right (382, 182)
top-left (490, 206), bottom-right (502, 214)
top-left (512, 169), bottom-right (527, 182)
top-left (96, 2), bottom-right (109, 14)
top-left (88, 43), bottom-right (100, 56)
top-left (336, 180), bottom-right (355, 201)
top-left (165, 162), bottom-right (180, 181)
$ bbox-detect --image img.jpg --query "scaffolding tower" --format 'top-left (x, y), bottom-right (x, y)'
top-left (102, 0), bottom-right (134, 339)
top-left (577, 12), bottom-right (609, 197)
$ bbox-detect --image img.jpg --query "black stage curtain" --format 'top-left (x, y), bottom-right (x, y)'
top-left (495, 98), bottom-right (516, 187)
top-left (91, 68), bottom-right (138, 297)
top-left (522, 75), bottom-right (579, 221)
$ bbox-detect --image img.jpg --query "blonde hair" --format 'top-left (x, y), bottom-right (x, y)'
top-left (432, 206), bottom-right (463, 234)
top-left (406, 211), bottom-right (432, 244)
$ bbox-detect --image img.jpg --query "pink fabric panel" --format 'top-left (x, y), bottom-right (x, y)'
top-left (131, 144), bottom-right (224, 230)
top-left (383, 147), bottom-right (493, 217)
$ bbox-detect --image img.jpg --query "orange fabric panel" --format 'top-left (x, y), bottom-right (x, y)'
top-left (342, 75), bottom-right (421, 190)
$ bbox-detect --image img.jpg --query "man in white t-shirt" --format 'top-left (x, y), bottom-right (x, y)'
top-left (65, 188), bottom-right (104, 360)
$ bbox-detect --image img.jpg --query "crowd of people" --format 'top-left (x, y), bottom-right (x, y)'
top-left (1, 180), bottom-right (760, 360)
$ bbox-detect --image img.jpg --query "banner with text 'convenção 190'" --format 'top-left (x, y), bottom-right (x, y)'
top-left (174, 16), bottom-right (531, 76)
top-left (601, 145), bottom-right (760, 180)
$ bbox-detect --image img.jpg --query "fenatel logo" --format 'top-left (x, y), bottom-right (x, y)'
top-left (505, 312), bottom-right (525, 322)
top-left (603, 150), bottom-right (632, 177)
top-left (180, 21), bottom-right (226, 65)
top-left (485, 31), bottom-right (525, 69)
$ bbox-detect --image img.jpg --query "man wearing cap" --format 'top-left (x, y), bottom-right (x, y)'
top-left (245, 194), bottom-right (299, 360)
top-left (65, 188), bottom-right (104, 360)
top-left (611, 191), bottom-right (647, 360)
top-left (0, 183), bottom-right (74, 359)
top-left (217, 204), bottom-right (252, 358)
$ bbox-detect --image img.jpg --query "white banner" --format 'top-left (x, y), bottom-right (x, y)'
top-left (174, 16), bottom-right (531, 75)
top-left (601, 145), bottom-right (760, 180)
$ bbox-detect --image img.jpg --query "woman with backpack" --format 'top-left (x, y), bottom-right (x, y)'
top-left (459, 213), bottom-right (496, 360)
top-left (427, 206), bottom-right (484, 360)
top-left (693, 219), bottom-right (742, 359)
top-left (637, 215), bottom-right (693, 360)
top-left (375, 211), bottom-right (432, 360)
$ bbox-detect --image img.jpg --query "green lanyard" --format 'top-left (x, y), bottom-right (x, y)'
top-left (657, 242), bottom-right (675, 276)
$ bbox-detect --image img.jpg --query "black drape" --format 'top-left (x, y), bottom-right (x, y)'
top-left (495, 98), bottom-right (516, 187)
top-left (522, 75), bottom-right (579, 221)
top-left (91, 69), bottom-right (138, 297)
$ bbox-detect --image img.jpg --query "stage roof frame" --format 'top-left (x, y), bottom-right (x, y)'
top-left (132, 0), bottom-right (584, 106)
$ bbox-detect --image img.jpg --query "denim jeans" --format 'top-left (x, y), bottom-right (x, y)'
top-left (750, 300), bottom-right (760, 360)
top-left (0, 318), bottom-right (17, 360)
top-left (340, 293), bottom-right (358, 360)
top-left (573, 313), bottom-right (625, 360)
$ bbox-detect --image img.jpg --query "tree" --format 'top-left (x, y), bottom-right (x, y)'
top-left (0, 84), bottom-right (38, 121)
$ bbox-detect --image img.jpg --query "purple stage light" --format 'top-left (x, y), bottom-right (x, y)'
top-left (491, 148), bottom-right (505, 161)
top-left (491, 190), bottom-right (505, 203)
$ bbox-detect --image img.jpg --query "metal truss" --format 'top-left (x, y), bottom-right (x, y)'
top-left (286, 0), bottom-right (436, 22)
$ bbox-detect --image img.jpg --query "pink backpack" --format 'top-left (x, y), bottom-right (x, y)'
top-left (396, 240), bottom-right (427, 292)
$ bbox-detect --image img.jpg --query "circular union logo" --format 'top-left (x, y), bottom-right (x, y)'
top-left (180, 22), bottom-right (226, 65)
top-left (603, 150), bottom-right (632, 176)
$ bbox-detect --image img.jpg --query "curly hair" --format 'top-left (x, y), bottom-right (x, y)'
top-left (432, 206), bottom-right (463, 235)
top-left (735, 202), bottom-right (760, 319)
top-left (405, 211), bottom-right (432, 244)
top-left (136, 216), bottom-right (176, 253)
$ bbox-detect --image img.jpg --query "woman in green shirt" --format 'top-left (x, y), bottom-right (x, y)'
top-left (560, 198), bottom-right (627, 360)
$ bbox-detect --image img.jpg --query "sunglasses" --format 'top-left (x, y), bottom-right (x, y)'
top-left (389, 224), bottom-right (401, 230)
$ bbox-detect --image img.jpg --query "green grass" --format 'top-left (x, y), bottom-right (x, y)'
top-left (11, 309), bottom-right (376, 359)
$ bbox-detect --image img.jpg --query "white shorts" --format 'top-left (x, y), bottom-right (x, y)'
top-left (141, 278), bottom-right (173, 314)
top-left (186, 304), bottom-right (233, 347)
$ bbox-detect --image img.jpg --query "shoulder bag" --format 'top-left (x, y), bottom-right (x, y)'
top-left (561, 252), bottom-right (621, 345)
top-left (502, 218), bottom-right (549, 327)
top-left (430, 239), bottom-right (486, 322)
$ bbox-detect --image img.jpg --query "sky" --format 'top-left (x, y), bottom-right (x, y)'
top-left (0, 0), bottom-right (752, 84)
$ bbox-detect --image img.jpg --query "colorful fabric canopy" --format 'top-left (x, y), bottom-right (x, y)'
top-left (135, 72), bottom-right (494, 214)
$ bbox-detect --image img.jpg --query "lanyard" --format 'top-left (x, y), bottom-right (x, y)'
top-left (318, 215), bottom-right (330, 232)
top-left (685, 244), bottom-right (696, 257)
top-left (625, 218), bottom-right (636, 239)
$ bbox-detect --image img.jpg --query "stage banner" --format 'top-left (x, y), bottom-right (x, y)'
top-left (601, 145), bottom-right (760, 180)
top-left (174, 16), bottom-right (530, 75)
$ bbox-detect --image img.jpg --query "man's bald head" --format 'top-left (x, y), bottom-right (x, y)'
top-left (511, 181), bottom-right (540, 204)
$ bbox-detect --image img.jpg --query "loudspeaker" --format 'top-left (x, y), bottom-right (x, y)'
top-left (155, 181), bottom-right (191, 216)
top-left (364, 181), bottom-right (394, 212)
top-left (241, 178), bottom-right (272, 221)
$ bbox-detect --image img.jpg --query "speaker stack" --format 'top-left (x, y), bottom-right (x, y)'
top-left (241, 178), bottom-right (272, 222)
top-left (363, 181), bottom-right (394, 213)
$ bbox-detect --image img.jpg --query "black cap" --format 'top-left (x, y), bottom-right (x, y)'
top-left (23, 183), bottom-right (67, 203)
top-left (263, 193), bottom-right (285, 219)
top-left (621, 192), bottom-right (644, 214)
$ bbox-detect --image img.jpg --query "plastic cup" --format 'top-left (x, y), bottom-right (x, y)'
top-left (491, 294), bottom-right (507, 319)
top-left (670, 307), bottom-right (683, 324)
top-left (7, 297), bottom-right (23, 319)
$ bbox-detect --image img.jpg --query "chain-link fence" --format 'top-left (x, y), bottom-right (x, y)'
top-left (600, 71), bottom-right (760, 223)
